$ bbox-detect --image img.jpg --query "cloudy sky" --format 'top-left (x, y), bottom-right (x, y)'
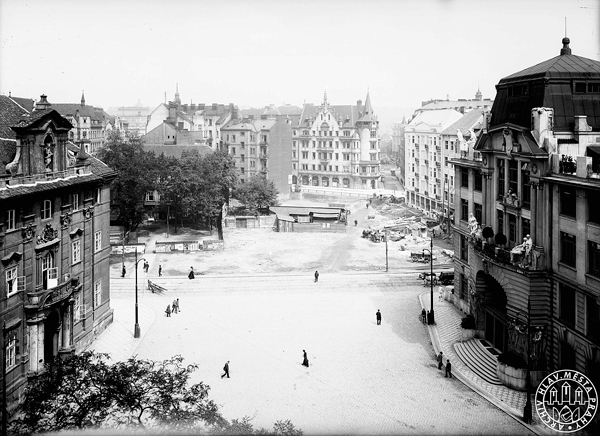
top-left (1, 0), bottom-right (598, 121)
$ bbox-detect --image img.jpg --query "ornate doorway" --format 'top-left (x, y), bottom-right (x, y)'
top-left (473, 271), bottom-right (508, 352)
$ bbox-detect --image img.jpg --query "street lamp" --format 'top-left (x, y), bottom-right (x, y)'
top-left (134, 250), bottom-right (146, 339)
top-left (2, 321), bottom-right (7, 436)
top-left (523, 298), bottom-right (533, 424)
top-left (422, 235), bottom-right (435, 324)
top-left (385, 229), bottom-right (389, 272)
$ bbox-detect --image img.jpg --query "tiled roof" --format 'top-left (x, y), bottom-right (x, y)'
top-left (143, 144), bottom-right (213, 159)
top-left (296, 104), bottom-right (361, 128)
top-left (51, 103), bottom-right (105, 121)
top-left (0, 138), bottom-right (17, 172)
top-left (9, 96), bottom-right (35, 113)
top-left (441, 109), bottom-right (486, 135)
top-left (0, 95), bottom-right (29, 139)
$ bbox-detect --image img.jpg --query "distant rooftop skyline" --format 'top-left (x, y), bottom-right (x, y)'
top-left (1, 0), bottom-right (598, 118)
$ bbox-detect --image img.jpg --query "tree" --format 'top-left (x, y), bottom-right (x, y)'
top-left (233, 174), bottom-right (279, 213)
top-left (9, 352), bottom-right (301, 435)
top-left (96, 130), bottom-right (158, 232)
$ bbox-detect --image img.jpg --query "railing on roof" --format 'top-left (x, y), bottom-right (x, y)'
top-left (0, 165), bottom-right (92, 189)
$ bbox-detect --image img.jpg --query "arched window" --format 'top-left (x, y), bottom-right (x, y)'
top-left (322, 177), bottom-right (329, 187)
top-left (343, 178), bottom-right (350, 188)
top-left (42, 252), bottom-right (57, 289)
top-left (312, 177), bottom-right (319, 186)
top-left (332, 177), bottom-right (339, 187)
top-left (292, 175), bottom-right (298, 184)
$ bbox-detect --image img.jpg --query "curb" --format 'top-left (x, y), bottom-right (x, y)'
top-left (418, 292), bottom-right (547, 436)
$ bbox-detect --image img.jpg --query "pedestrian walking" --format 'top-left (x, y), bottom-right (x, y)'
top-left (121, 265), bottom-right (126, 278)
top-left (302, 350), bottom-right (309, 367)
top-left (221, 361), bottom-right (230, 378)
top-left (437, 351), bottom-right (444, 370)
top-left (366, 203), bottom-right (369, 209)
top-left (188, 266), bottom-right (195, 280)
top-left (165, 304), bottom-right (171, 317)
top-left (172, 299), bottom-right (178, 314)
top-left (354, 220), bottom-right (358, 226)
top-left (421, 308), bottom-right (426, 324)
top-left (445, 359), bottom-right (452, 378)
top-left (144, 261), bottom-right (149, 273)
top-left (376, 309), bottom-right (382, 325)
top-left (176, 298), bottom-right (180, 312)
top-left (314, 271), bottom-right (319, 283)
top-left (158, 265), bottom-right (162, 277)
top-left (438, 287), bottom-right (443, 301)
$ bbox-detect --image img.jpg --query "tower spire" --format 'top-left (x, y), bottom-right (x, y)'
top-left (81, 90), bottom-right (85, 106)
top-left (174, 83), bottom-right (181, 105)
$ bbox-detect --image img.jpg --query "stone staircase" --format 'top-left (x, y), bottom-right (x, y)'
top-left (454, 338), bottom-right (503, 385)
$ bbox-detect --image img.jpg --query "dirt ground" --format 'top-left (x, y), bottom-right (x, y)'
top-left (111, 196), bottom-right (454, 278)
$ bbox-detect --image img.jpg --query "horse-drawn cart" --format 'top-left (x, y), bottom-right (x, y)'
top-left (410, 252), bottom-right (433, 263)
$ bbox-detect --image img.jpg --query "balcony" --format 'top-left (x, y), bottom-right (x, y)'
top-left (424, 191), bottom-right (429, 196)
top-left (27, 277), bottom-right (80, 309)
top-left (415, 144), bottom-right (420, 150)
top-left (436, 145), bottom-right (441, 152)
top-left (435, 194), bottom-right (441, 201)
top-left (415, 187), bottom-right (420, 193)
top-left (436, 161), bottom-right (441, 168)
top-left (471, 237), bottom-right (545, 272)
top-left (424, 159), bottom-right (429, 165)
top-left (415, 173), bottom-right (420, 179)
top-left (498, 190), bottom-right (521, 211)
top-left (0, 165), bottom-right (92, 189)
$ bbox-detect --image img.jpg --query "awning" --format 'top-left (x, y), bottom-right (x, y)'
top-left (312, 213), bottom-right (339, 218)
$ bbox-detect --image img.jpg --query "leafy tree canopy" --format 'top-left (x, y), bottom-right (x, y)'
top-left (97, 130), bottom-right (158, 232)
top-left (9, 352), bottom-right (302, 436)
top-left (233, 174), bottom-right (279, 213)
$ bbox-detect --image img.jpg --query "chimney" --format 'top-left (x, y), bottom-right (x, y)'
top-left (167, 102), bottom-right (177, 124)
top-left (35, 94), bottom-right (52, 111)
top-left (560, 37), bottom-right (572, 56)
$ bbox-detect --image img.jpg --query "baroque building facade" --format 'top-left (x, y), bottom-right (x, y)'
top-left (0, 95), bottom-right (116, 413)
top-left (450, 39), bottom-right (600, 417)
top-left (291, 92), bottom-right (381, 191)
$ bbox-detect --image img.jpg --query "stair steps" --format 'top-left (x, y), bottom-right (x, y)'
top-left (454, 339), bottom-right (503, 385)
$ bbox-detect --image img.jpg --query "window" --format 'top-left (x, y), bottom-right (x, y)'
top-left (461, 199), bottom-right (468, 222)
top-left (145, 191), bottom-right (155, 202)
top-left (241, 154), bottom-right (245, 162)
top-left (96, 188), bottom-right (101, 204)
top-left (508, 160), bottom-right (518, 193)
top-left (94, 280), bottom-right (102, 308)
top-left (560, 186), bottom-right (576, 218)
top-left (474, 203), bottom-right (482, 224)
top-left (94, 231), bottom-right (102, 252)
top-left (521, 170), bottom-right (530, 209)
top-left (459, 273), bottom-right (467, 299)
top-left (461, 167), bottom-right (469, 188)
top-left (586, 294), bottom-right (600, 343)
top-left (6, 266), bottom-right (18, 297)
top-left (508, 214), bottom-right (517, 244)
top-left (497, 159), bottom-right (505, 197)
top-left (497, 210), bottom-right (504, 235)
top-left (589, 240), bottom-right (600, 278)
top-left (72, 193), bottom-right (79, 210)
top-left (74, 291), bottom-right (82, 323)
top-left (6, 209), bottom-right (16, 230)
top-left (589, 190), bottom-right (600, 224)
top-left (41, 199), bottom-right (52, 220)
top-left (522, 218), bottom-right (530, 241)
top-left (460, 234), bottom-right (468, 262)
top-left (72, 239), bottom-right (82, 264)
top-left (5, 328), bottom-right (18, 369)
top-left (559, 283), bottom-right (576, 327)
top-left (560, 232), bottom-right (576, 268)
top-left (474, 171), bottom-right (482, 192)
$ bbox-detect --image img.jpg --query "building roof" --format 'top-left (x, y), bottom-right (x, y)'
top-left (296, 104), bottom-right (362, 129)
top-left (406, 109), bottom-right (463, 132)
top-left (270, 205), bottom-right (343, 217)
top-left (441, 109), bottom-right (486, 135)
top-left (490, 38), bottom-right (600, 131)
top-left (358, 92), bottom-right (375, 123)
top-left (0, 95), bottom-right (29, 139)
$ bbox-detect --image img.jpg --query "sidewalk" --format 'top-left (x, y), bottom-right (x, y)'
top-left (418, 291), bottom-right (556, 436)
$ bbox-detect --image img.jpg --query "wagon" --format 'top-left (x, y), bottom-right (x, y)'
top-left (418, 272), bottom-right (437, 286)
top-left (410, 252), bottom-right (432, 263)
top-left (438, 271), bottom-right (454, 286)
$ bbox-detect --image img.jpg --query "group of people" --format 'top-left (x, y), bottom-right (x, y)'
top-left (165, 298), bottom-right (180, 317)
top-left (437, 351), bottom-right (452, 378)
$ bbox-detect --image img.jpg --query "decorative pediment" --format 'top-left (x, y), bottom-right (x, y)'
top-left (37, 223), bottom-right (58, 245)
top-left (69, 227), bottom-right (84, 238)
top-left (2, 251), bottom-right (23, 266)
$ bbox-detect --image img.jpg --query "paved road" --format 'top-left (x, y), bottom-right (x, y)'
top-left (101, 273), bottom-right (533, 435)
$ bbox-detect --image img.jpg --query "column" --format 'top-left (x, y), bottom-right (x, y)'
top-left (530, 181), bottom-right (538, 244)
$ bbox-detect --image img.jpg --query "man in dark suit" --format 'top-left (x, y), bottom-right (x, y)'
top-left (376, 309), bottom-right (382, 325)
top-left (221, 361), bottom-right (230, 378)
top-left (445, 359), bottom-right (452, 378)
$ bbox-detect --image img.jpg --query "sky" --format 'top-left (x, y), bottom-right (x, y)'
top-left (1, 0), bottom-right (599, 125)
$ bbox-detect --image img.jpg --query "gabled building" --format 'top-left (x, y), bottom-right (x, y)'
top-left (292, 92), bottom-right (381, 191)
top-left (450, 39), bottom-right (600, 409)
top-left (1, 94), bottom-right (116, 414)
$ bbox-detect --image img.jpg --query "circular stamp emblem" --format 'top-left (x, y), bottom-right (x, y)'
top-left (535, 370), bottom-right (598, 433)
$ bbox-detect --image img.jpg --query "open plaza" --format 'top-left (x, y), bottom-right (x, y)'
top-left (92, 198), bottom-right (534, 435)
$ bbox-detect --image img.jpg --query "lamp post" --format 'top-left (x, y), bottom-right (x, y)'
top-left (523, 298), bottom-right (533, 423)
top-left (423, 235), bottom-right (435, 324)
top-left (385, 229), bottom-right (389, 272)
top-left (134, 250), bottom-right (146, 339)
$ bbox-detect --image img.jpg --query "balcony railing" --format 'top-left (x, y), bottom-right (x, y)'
top-left (0, 165), bottom-right (92, 189)
top-left (28, 278), bottom-right (78, 308)
top-left (471, 238), bottom-right (545, 272)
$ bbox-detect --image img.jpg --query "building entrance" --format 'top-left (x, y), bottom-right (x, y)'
top-left (474, 271), bottom-right (508, 352)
